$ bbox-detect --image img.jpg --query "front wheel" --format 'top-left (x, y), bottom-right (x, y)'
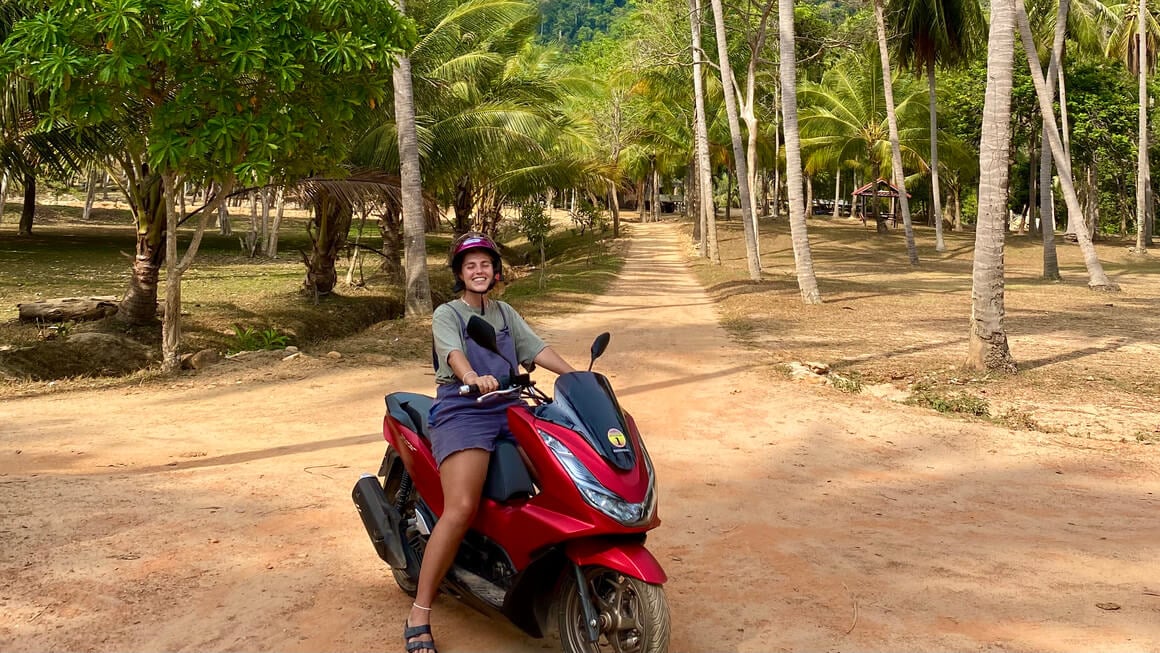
top-left (557, 567), bottom-right (670, 653)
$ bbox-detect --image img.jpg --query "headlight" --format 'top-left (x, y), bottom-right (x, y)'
top-left (539, 430), bottom-right (655, 527)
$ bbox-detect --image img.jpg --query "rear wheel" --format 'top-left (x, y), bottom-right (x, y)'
top-left (382, 463), bottom-right (421, 596)
top-left (557, 567), bottom-right (669, 653)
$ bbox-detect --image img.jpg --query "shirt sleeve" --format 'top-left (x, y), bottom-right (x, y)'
top-left (432, 304), bottom-right (465, 383)
top-left (501, 302), bottom-right (547, 366)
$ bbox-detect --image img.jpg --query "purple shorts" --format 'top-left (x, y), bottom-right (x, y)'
top-left (428, 406), bottom-right (516, 467)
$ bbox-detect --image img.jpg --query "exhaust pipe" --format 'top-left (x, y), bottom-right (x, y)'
top-left (352, 474), bottom-right (408, 568)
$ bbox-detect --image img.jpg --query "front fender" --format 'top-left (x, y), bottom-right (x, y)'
top-left (565, 538), bottom-right (667, 584)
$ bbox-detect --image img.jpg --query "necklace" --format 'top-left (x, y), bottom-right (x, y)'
top-left (459, 296), bottom-right (485, 312)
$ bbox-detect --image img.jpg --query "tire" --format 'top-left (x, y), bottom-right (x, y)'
top-left (557, 567), bottom-right (670, 653)
top-left (382, 463), bottom-right (421, 597)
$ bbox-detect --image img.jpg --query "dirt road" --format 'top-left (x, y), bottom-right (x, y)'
top-left (2, 222), bottom-right (1158, 652)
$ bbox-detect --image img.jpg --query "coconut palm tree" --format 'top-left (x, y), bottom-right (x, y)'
top-left (779, 0), bottom-right (822, 303)
top-left (708, 0), bottom-right (761, 280)
top-left (392, 0), bottom-right (432, 317)
top-left (689, 0), bottom-right (720, 262)
top-left (799, 54), bottom-right (930, 233)
top-left (1015, 0), bottom-right (1119, 290)
top-left (889, 0), bottom-right (985, 252)
top-left (1102, 0), bottom-right (1157, 252)
top-left (872, 0), bottom-right (920, 265)
top-left (967, 0), bottom-right (1017, 372)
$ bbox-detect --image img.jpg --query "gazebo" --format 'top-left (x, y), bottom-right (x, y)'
top-left (852, 178), bottom-right (910, 232)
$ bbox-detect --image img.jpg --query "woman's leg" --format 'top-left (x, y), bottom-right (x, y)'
top-left (405, 448), bottom-right (491, 646)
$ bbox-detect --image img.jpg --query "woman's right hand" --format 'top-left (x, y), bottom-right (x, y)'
top-left (474, 374), bottom-right (500, 394)
top-left (463, 371), bottom-right (500, 394)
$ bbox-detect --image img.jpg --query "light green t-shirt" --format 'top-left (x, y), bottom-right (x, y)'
top-left (432, 299), bottom-right (546, 385)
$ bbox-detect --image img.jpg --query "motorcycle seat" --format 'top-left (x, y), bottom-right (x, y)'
top-left (385, 392), bottom-right (433, 441)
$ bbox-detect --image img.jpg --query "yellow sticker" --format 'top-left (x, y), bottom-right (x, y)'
top-left (607, 428), bottom-right (627, 447)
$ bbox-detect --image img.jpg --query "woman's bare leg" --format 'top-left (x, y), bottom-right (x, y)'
top-left (405, 448), bottom-right (490, 646)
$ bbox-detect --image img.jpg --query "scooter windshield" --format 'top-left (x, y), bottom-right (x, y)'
top-left (538, 371), bottom-right (636, 471)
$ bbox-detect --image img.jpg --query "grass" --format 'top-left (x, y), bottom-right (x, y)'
top-left (684, 212), bottom-right (1160, 439)
top-left (0, 200), bottom-right (623, 388)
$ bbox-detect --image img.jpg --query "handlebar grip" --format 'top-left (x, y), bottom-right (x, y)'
top-left (458, 384), bottom-right (480, 396)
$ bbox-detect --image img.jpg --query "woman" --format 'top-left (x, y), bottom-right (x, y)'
top-left (404, 232), bottom-right (575, 653)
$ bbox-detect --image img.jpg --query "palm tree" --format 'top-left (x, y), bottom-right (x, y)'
top-left (708, 0), bottom-right (761, 280)
top-left (873, 0), bottom-right (920, 265)
top-left (392, 0), bottom-right (433, 317)
top-left (967, 0), bottom-right (1017, 372)
top-left (799, 54), bottom-right (930, 234)
top-left (1015, 0), bottom-right (1119, 290)
top-left (688, 0), bottom-right (720, 263)
top-left (779, 0), bottom-right (822, 303)
top-left (890, 0), bottom-right (985, 252)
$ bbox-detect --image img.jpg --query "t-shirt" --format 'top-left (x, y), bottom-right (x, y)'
top-left (432, 299), bottom-right (546, 385)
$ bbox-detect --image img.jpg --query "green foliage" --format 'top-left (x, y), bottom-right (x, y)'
top-left (230, 325), bottom-right (290, 353)
top-left (1, 0), bottom-right (417, 184)
top-left (537, 0), bottom-right (629, 46)
top-left (907, 382), bottom-right (990, 417)
top-left (830, 371), bottom-right (863, 394)
top-left (517, 200), bottom-right (552, 248)
top-left (571, 198), bottom-right (607, 235)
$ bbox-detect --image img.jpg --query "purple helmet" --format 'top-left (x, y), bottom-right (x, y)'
top-left (449, 231), bottom-right (502, 290)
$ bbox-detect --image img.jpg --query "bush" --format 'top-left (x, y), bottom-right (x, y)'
top-left (571, 198), bottom-right (607, 235)
top-left (907, 382), bottom-right (990, 417)
top-left (230, 325), bottom-right (291, 353)
top-left (517, 201), bottom-right (552, 253)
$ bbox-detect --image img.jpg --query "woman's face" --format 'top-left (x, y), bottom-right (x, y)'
top-left (459, 250), bottom-right (494, 293)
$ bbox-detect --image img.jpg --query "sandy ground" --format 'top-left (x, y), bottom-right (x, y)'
top-left (2, 222), bottom-right (1158, 652)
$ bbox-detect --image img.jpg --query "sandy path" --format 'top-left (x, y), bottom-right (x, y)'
top-left (2, 222), bottom-right (1158, 652)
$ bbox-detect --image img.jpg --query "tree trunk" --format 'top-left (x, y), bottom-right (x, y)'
top-left (688, 0), bottom-right (720, 266)
top-left (709, 0), bottom-right (761, 280)
top-left (832, 168), bottom-right (842, 219)
top-left (304, 194), bottom-right (351, 297)
top-left (83, 167), bottom-right (98, 222)
top-left (609, 180), bottom-right (621, 239)
top-left (1039, 1), bottom-right (1066, 281)
top-left (637, 181), bottom-right (646, 220)
top-left (967, 0), bottom-right (1017, 372)
top-left (873, 0), bottom-right (918, 265)
top-left (773, 83), bottom-right (782, 217)
top-left (18, 297), bottom-right (119, 322)
top-left (219, 184), bottom-right (232, 236)
top-left (118, 171), bottom-right (166, 325)
top-left (779, 0), bottom-right (822, 303)
top-left (1135, 0), bottom-right (1149, 254)
top-left (379, 207), bottom-right (405, 284)
top-left (0, 172), bottom-right (8, 223)
top-left (651, 163), bottom-right (661, 221)
top-left (927, 58), bottom-right (946, 252)
top-left (394, 41), bottom-right (433, 316)
top-left (267, 186), bottom-right (285, 258)
top-left (161, 173), bottom-right (232, 372)
top-left (454, 175), bottom-right (473, 235)
top-left (1015, 0), bottom-right (1118, 290)
top-left (18, 172), bottom-right (35, 236)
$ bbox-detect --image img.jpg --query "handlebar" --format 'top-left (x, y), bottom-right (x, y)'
top-left (458, 373), bottom-right (533, 402)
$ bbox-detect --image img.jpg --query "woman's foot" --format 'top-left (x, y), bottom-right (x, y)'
top-left (404, 603), bottom-right (436, 652)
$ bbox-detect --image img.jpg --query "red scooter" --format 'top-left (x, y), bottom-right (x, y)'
top-left (353, 317), bottom-right (669, 653)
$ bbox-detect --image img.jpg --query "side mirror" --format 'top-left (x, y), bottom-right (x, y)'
top-left (466, 316), bottom-right (499, 355)
top-left (588, 332), bottom-right (610, 371)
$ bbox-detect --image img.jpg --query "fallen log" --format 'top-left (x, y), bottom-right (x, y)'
top-left (17, 296), bottom-right (119, 322)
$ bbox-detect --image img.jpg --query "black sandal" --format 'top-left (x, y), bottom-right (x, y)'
top-left (404, 621), bottom-right (437, 653)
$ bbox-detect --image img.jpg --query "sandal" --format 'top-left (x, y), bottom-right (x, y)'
top-left (404, 620), bottom-right (437, 653)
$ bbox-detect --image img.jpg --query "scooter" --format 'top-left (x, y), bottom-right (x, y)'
top-left (353, 316), bottom-right (669, 653)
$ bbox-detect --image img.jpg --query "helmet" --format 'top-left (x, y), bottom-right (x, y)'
top-left (449, 231), bottom-right (503, 291)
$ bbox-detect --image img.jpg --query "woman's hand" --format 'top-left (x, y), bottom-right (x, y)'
top-left (463, 371), bottom-right (500, 394)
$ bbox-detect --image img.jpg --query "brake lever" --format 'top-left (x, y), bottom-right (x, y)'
top-left (475, 385), bottom-right (525, 403)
